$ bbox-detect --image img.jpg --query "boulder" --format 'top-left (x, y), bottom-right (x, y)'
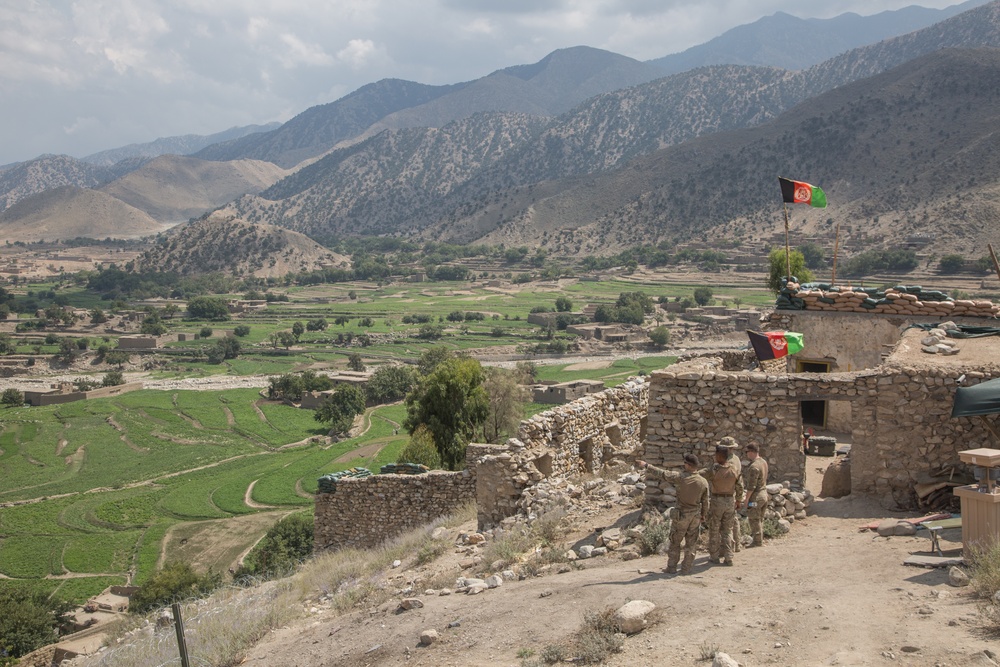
top-left (485, 575), bottom-right (503, 589)
top-left (876, 519), bottom-right (900, 537)
top-left (419, 629), bottom-right (439, 646)
top-left (893, 522), bottom-right (917, 536)
top-left (712, 653), bottom-right (740, 667)
top-left (948, 566), bottom-right (970, 587)
top-left (399, 598), bottom-right (423, 610)
top-left (612, 600), bottom-right (656, 634)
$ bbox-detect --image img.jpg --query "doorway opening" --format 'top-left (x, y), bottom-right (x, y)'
top-left (797, 360), bottom-right (832, 428)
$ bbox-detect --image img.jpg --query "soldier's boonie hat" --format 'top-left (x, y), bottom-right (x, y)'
top-left (718, 436), bottom-right (740, 449)
top-left (715, 444), bottom-right (730, 455)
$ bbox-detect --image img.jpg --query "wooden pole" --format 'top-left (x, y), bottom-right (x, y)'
top-left (783, 202), bottom-right (791, 281)
top-left (831, 223), bottom-right (840, 286)
top-left (989, 243), bottom-right (1000, 283)
top-left (172, 603), bottom-right (191, 667)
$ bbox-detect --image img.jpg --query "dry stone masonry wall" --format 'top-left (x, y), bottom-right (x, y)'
top-left (475, 378), bottom-right (648, 529)
top-left (314, 470), bottom-right (475, 551)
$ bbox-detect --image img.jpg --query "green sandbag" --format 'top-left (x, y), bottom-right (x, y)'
top-left (819, 297), bottom-right (836, 304)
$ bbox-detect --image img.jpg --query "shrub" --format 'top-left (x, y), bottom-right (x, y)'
top-left (233, 324), bottom-right (251, 337)
top-left (199, 326), bottom-right (213, 338)
top-left (1, 388), bottom-right (24, 407)
top-left (129, 562), bottom-right (221, 614)
top-left (969, 540), bottom-right (1000, 629)
top-left (234, 514), bottom-right (313, 582)
top-left (572, 607), bottom-right (625, 663)
top-left (762, 516), bottom-right (785, 539)
top-left (635, 516), bottom-right (671, 556)
top-left (102, 371), bottom-right (125, 387)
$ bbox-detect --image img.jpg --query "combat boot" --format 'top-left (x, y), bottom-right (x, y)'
top-left (665, 559), bottom-right (678, 573)
top-left (680, 555), bottom-right (694, 574)
top-left (723, 559), bottom-right (734, 566)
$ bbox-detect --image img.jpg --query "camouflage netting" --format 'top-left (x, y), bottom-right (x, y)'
top-left (775, 277), bottom-right (998, 318)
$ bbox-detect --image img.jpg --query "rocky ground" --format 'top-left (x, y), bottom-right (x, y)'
top-left (236, 460), bottom-right (995, 667)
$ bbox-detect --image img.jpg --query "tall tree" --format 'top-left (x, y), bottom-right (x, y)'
top-left (314, 385), bottom-right (366, 434)
top-left (481, 367), bottom-right (530, 444)
top-left (766, 248), bottom-right (814, 294)
top-left (404, 357), bottom-right (488, 469)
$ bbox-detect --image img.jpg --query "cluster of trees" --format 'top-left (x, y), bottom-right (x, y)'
top-left (938, 254), bottom-right (994, 275)
top-left (840, 248), bottom-right (918, 277)
top-left (594, 292), bottom-right (654, 325)
top-left (233, 514), bottom-right (313, 582)
top-left (0, 589), bottom-right (73, 660)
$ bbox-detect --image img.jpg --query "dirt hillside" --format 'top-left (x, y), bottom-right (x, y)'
top-left (241, 468), bottom-right (994, 667)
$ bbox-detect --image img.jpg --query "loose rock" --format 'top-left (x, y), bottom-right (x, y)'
top-left (612, 600), bottom-right (656, 634)
top-left (419, 629), bottom-right (438, 646)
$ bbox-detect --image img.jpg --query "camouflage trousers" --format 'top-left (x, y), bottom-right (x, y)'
top-left (731, 510), bottom-right (743, 552)
top-left (746, 491), bottom-right (768, 546)
top-left (667, 511), bottom-right (701, 571)
top-left (707, 496), bottom-right (735, 561)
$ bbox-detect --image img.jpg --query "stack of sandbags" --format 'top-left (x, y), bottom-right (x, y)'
top-left (379, 463), bottom-right (430, 475)
top-left (317, 467), bottom-right (372, 493)
top-left (777, 281), bottom-right (1000, 319)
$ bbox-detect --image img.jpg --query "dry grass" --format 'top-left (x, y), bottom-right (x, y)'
top-left (79, 503), bottom-right (477, 667)
top-left (969, 539), bottom-right (1000, 630)
top-left (570, 607), bottom-right (625, 664)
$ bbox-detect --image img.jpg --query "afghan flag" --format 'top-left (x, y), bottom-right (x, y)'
top-left (748, 330), bottom-right (804, 360)
top-left (779, 177), bottom-right (827, 208)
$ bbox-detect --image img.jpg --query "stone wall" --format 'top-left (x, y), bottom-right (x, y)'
top-left (644, 356), bottom-right (1000, 509)
top-left (475, 377), bottom-right (648, 529)
top-left (314, 470), bottom-right (475, 551)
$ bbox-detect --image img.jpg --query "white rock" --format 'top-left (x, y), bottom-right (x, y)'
top-left (485, 575), bottom-right (503, 589)
top-left (893, 522), bottom-right (917, 536)
top-left (466, 583), bottom-right (489, 595)
top-left (612, 600), bottom-right (656, 634)
top-left (776, 519), bottom-right (791, 534)
top-left (501, 569), bottom-right (517, 580)
top-left (766, 484), bottom-right (783, 494)
top-left (391, 559), bottom-right (402, 568)
top-left (712, 652), bottom-right (741, 667)
top-left (577, 545), bottom-right (594, 559)
top-left (564, 550), bottom-right (578, 561)
top-left (592, 546), bottom-right (609, 557)
top-left (399, 598), bottom-right (423, 610)
top-left (419, 629), bottom-right (439, 645)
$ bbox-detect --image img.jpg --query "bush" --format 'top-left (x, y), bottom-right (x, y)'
top-left (186, 296), bottom-right (230, 321)
top-left (555, 296), bottom-right (573, 312)
top-left (1, 388), bottom-right (24, 407)
top-left (233, 324), bottom-right (251, 337)
top-left (969, 540), bottom-right (1000, 629)
top-left (233, 514), bottom-right (313, 582)
top-left (102, 371), bottom-right (125, 387)
top-left (129, 562), bottom-right (221, 614)
top-left (199, 326), bottom-right (213, 338)
top-left (649, 326), bottom-right (670, 348)
top-left (635, 516), bottom-right (671, 555)
top-left (693, 286), bottom-right (713, 306)
top-left (572, 607), bottom-right (625, 663)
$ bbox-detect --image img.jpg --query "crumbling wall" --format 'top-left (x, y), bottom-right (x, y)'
top-left (314, 470), bottom-right (475, 551)
top-left (475, 378), bottom-right (648, 528)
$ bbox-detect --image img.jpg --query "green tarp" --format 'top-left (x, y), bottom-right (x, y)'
top-left (952, 378), bottom-right (1000, 417)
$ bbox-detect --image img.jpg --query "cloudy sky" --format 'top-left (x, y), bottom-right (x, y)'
top-left (0, 0), bottom-right (973, 165)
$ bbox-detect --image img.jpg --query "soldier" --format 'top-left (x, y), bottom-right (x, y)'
top-left (701, 444), bottom-right (743, 565)
top-left (637, 453), bottom-right (709, 574)
top-left (718, 436), bottom-right (744, 552)
top-left (742, 442), bottom-right (769, 547)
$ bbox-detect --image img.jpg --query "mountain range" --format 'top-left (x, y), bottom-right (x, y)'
top-left (2, 0), bottom-right (999, 263)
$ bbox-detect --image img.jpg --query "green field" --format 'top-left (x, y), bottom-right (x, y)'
top-left (0, 275), bottom-right (728, 603)
top-left (0, 390), bottom-right (410, 602)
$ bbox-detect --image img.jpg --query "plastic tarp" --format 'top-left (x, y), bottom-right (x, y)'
top-left (908, 322), bottom-right (1000, 339)
top-left (952, 378), bottom-right (1000, 417)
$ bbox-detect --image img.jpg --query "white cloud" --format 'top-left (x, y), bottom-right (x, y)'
top-left (0, 0), bottom-right (982, 163)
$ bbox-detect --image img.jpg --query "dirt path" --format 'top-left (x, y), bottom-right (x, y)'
top-left (243, 480), bottom-right (277, 510)
top-left (242, 495), bottom-right (989, 667)
top-left (332, 441), bottom-right (386, 464)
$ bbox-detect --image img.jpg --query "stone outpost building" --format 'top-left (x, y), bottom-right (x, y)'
top-left (315, 307), bottom-right (1000, 552)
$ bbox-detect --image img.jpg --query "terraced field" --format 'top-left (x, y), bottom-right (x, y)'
top-left (0, 391), bottom-right (408, 602)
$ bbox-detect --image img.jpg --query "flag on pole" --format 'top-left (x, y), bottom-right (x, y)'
top-left (748, 330), bottom-right (804, 360)
top-left (779, 177), bottom-right (827, 208)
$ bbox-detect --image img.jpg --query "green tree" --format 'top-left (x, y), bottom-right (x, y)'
top-left (186, 296), bottom-right (230, 321)
top-left (482, 367), bottom-right (530, 444)
top-left (1, 388), bottom-right (24, 407)
top-left (233, 324), bottom-right (251, 337)
top-left (649, 326), bottom-right (671, 348)
top-left (554, 296), bottom-right (573, 312)
top-left (56, 338), bottom-right (77, 363)
top-left (0, 335), bottom-right (14, 356)
top-left (766, 248), bottom-right (814, 294)
top-left (334, 315), bottom-right (350, 327)
top-left (102, 370), bottom-right (125, 387)
top-left (233, 514), bottom-right (314, 581)
top-left (105, 350), bottom-right (130, 368)
top-left (199, 326), bottom-right (213, 338)
top-left (314, 385), bottom-right (366, 434)
top-left (693, 286), bottom-right (714, 306)
top-left (207, 337), bottom-right (241, 364)
top-left (366, 364), bottom-right (417, 404)
top-left (938, 254), bottom-right (966, 274)
top-left (291, 321), bottom-right (305, 341)
top-left (418, 346), bottom-right (453, 376)
top-left (90, 308), bottom-right (108, 324)
top-left (306, 317), bottom-right (328, 331)
top-left (346, 352), bottom-right (365, 372)
top-left (128, 562), bottom-right (221, 615)
top-left (799, 242), bottom-right (826, 269)
top-left (396, 425), bottom-right (442, 469)
top-left (140, 313), bottom-right (167, 336)
top-left (404, 357), bottom-right (489, 469)
top-left (0, 589), bottom-right (73, 658)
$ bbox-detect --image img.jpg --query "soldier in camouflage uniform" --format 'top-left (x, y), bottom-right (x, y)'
top-left (742, 442), bottom-right (769, 547)
top-left (701, 444), bottom-right (743, 565)
top-left (718, 436), bottom-right (744, 552)
top-left (638, 453), bottom-right (709, 574)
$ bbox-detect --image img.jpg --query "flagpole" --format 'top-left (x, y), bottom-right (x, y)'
top-left (989, 243), bottom-right (1000, 284)
top-left (782, 202), bottom-right (791, 281)
top-left (832, 223), bottom-right (840, 286)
